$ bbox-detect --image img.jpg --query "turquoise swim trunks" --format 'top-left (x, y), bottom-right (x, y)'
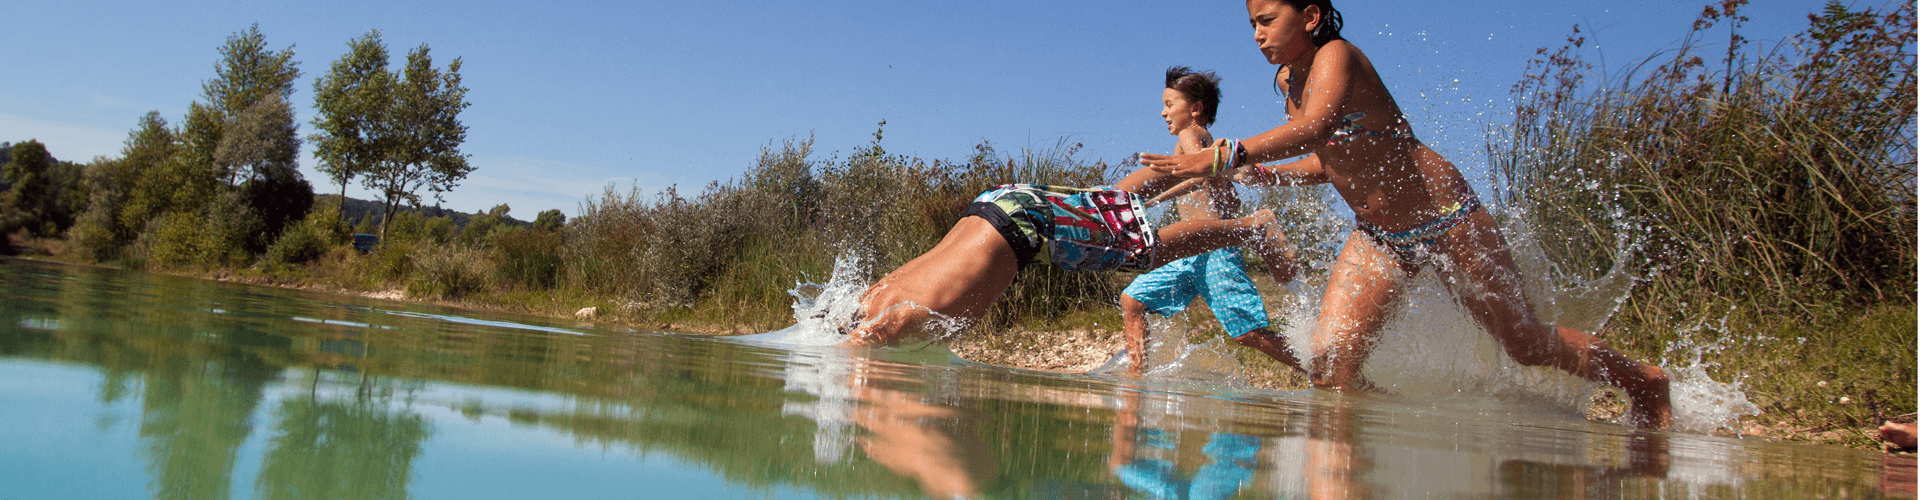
top-left (1122, 247), bottom-right (1269, 338)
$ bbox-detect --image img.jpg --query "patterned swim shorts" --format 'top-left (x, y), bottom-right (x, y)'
top-left (961, 184), bottom-right (1157, 272)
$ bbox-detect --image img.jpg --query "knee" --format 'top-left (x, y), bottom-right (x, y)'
top-left (1500, 337), bottom-right (1558, 367)
top-left (1499, 326), bottom-right (1582, 368)
top-left (1121, 294), bottom-right (1148, 316)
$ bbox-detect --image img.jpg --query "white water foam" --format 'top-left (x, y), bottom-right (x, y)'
top-left (771, 196), bottom-right (1757, 431)
top-left (746, 254), bottom-right (966, 348)
top-left (1132, 200), bottom-right (1757, 431)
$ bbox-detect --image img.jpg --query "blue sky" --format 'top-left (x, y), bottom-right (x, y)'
top-left (2, 0), bottom-right (1830, 219)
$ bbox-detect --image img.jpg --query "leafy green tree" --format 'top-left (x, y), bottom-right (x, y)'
top-left (363, 44), bottom-right (472, 240)
top-left (456, 203), bottom-right (509, 246)
top-left (202, 25), bottom-right (309, 252)
top-left (0, 140), bottom-right (54, 235)
top-left (219, 93), bottom-right (312, 250)
top-left (203, 24), bottom-right (302, 130)
top-left (532, 209), bottom-right (565, 232)
top-left (71, 112), bottom-right (178, 261)
top-left (310, 30), bottom-right (393, 215)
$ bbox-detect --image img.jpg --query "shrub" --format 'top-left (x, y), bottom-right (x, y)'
top-left (406, 244), bottom-right (490, 299)
top-left (1492, 0), bottom-right (1915, 313)
top-left (264, 204), bottom-right (349, 266)
top-left (493, 226), bottom-right (563, 290)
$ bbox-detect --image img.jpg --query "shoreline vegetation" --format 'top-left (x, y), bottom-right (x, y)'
top-left (1, 2), bottom-right (1912, 451)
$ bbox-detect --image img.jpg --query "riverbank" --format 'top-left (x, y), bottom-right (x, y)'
top-left (5, 237), bottom-right (1909, 454)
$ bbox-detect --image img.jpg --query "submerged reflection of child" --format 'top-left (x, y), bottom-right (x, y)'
top-left (1122, 66), bottom-right (1304, 376)
top-left (1138, 0), bottom-right (1670, 427)
top-left (1108, 391), bottom-right (1261, 500)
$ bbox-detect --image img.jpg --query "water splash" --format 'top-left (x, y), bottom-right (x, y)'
top-left (769, 191), bottom-right (1756, 431)
top-left (1131, 192), bottom-right (1756, 431)
top-left (747, 254), bottom-right (966, 347)
top-left (1661, 317), bottom-right (1764, 433)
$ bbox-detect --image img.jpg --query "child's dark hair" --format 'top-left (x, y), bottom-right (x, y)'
top-left (1276, 0), bottom-right (1344, 46)
top-left (1165, 66), bottom-right (1223, 126)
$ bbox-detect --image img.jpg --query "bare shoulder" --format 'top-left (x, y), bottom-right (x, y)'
top-left (1175, 128), bottom-right (1214, 154)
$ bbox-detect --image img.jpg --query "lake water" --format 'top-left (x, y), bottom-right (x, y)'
top-left (1, 256), bottom-right (1910, 499)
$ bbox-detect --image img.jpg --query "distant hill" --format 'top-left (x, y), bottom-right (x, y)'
top-left (314, 194), bottom-right (526, 229)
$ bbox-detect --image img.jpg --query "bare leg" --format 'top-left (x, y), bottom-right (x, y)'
top-left (1309, 230), bottom-right (1406, 392)
top-left (846, 217), bottom-right (1021, 346)
top-left (1251, 223), bottom-right (1299, 284)
top-left (1234, 327), bottom-right (1305, 373)
top-left (1154, 210), bottom-right (1280, 267)
top-left (1121, 294), bottom-right (1153, 376)
top-left (1432, 210), bottom-right (1671, 428)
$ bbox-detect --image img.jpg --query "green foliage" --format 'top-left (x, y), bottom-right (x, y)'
top-left (310, 30), bottom-right (392, 210)
top-left (1492, 0), bottom-right (1915, 431)
top-left (370, 239), bottom-right (416, 281)
top-left (309, 33), bottom-right (473, 241)
top-left (1494, 0), bottom-right (1915, 311)
top-left (492, 226), bottom-right (563, 290)
top-left (455, 203), bottom-right (512, 247)
top-left (264, 204), bottom-right (349, 266)
top-left (137, 212), bottom-right (206, 269)
top-left (560, 129), bottom-right (1118, 330)
top-left (201, 24), bottom-right (301, 123)
top-left (70, 113), bottom-right (179, 261)
top-left (406, 244), bottom-right (488, 299)
top-left (531, 209), bottom-right (565, 232)
top-left (1, 140), bottom-right (56, 236)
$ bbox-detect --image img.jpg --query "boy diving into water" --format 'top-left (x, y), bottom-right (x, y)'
top-left (838, 97), bottom-right (1295, 347)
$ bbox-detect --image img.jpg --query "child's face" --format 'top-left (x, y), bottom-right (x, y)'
top-left (1246, 0), bottom-right (1319, 65)
top-left (1161, 88), bottom-right (1201, 134)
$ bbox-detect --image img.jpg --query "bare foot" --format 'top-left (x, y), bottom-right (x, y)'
top-left (1625, 365), bottom-right (1673, 429)
top-left (1245, 209), bottom-right (1298, 284)
top-left (1880, 421), bottom-right (1917, 451)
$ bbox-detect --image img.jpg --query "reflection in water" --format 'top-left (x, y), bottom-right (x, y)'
top-left (135, 348), bottom-right (276, 500)
top-left (0, 257), bottom-right (1905, 499)
top-left (784, 348), bottom-right (1001, 498)
top-left (255, 373), bottom-right (431, 500)
top-left (1109, 389), bottom-right (1259, 500)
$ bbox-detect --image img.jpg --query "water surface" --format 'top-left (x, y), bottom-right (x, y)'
top-left (0, 257), bottom-right (1909, 499)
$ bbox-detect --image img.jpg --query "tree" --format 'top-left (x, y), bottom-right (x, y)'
top-left (362, 43), bottom-right (472, 240)
top-left (203, 25), bottom-right (310, 249)
top-left (532, 209), bottom-right (565, 232)
top-left (204, 24), bottom-right (302, 128)
top-left (218, 93), bottom-right (312, 248)
top-left (310, 30), bottom-right (393, 215)
top-left (0, 140), bottom-right (53, 235)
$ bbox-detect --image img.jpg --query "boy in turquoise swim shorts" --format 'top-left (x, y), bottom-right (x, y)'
top-left (1122, 67), bottom-right (1303, 375)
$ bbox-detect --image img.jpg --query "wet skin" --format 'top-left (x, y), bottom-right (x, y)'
top-left (844, 166), bottom-right (1284, 347)
top-left (1137, 0), bottom-right (1671, 428)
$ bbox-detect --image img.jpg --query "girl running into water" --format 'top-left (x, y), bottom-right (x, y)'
top-left (1139, 0), bottom-right (1672, 428)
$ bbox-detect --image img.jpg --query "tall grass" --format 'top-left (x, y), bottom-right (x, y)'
top-left (562, 128), bottom-right (1122, 330)
top-left (1491, 0), bottom-right (1915, 441)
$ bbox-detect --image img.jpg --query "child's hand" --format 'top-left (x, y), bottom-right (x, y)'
top-left (1230, 165), bottom-right (1272, 186)
top-left (1139, 150), bottom-right (1217, 178)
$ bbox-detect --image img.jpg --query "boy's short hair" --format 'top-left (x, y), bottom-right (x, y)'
top-left (1166, 66), bottom-right (1223, 127)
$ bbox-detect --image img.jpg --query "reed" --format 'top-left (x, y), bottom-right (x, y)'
top-left (1491, 0), bottom-right (1915, 442)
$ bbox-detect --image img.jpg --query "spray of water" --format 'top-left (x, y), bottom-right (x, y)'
top-left (1118, 189), bottom-right (1757, 431)
top-left (746, 254), bottom-right (969, 347)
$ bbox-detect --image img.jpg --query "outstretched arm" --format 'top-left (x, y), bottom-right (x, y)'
top-left (1145, 178), bottom-right (1208, 207)
top-left (1233, 155), bottom-right (1330, 187)
top-left (1139, 43), bottom-right (1362, 178)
